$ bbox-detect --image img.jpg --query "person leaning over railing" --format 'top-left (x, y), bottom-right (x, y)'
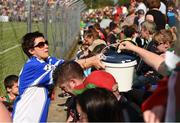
top-left (12, 31), bottom-right (105, 123)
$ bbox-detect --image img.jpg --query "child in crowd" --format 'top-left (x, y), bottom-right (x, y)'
top-left (76, 88), bottom-right (122, 122)
top-left (0, 75), bottom-right (19, 112)
top-left (3, 75), bottom-right (19, 103)
top-left (153, 29), bottom-right (175, 58)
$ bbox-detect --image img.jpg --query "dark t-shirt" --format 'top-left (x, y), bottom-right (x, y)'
top-left (107, 32), bottom-right (117, 44)
top-left (146, 9), bottom-right (166, 31)
top-left (118, 95), bottom-right (143, 122)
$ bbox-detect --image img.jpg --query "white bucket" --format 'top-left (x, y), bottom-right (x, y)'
top-left (102, 60), bottom-right (137, 92)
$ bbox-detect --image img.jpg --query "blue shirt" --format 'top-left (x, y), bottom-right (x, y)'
top-left (13, 56), bottom-right (64, 122)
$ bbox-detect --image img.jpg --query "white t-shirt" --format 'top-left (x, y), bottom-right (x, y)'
top-left (136, 2), bottom-right (147, 14)
top-left (159, 2), bottom-right (167, 15)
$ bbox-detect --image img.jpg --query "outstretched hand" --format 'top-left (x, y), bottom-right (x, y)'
top-left (118, 41), bottom-right (136, 51)
top-left (93, 54), bottom-right (105, 69)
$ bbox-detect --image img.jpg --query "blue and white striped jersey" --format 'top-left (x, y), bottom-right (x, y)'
top-left (12, 56), bottom-right (64, 122)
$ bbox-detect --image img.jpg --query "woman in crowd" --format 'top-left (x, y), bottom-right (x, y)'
top-left (153, 29), bottom-right (175, 57)
top-left (75, 87), bottom-right (123, 122)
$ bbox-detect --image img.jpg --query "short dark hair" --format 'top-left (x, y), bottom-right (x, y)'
top-left (147, 0), bottom-right (160, 9)
top-left (21, 31), bottom-right (44, 57)
top-left (4, 75), bottom-right (18, 89)
top-left (83, 30), bottom-right (94, 39)
top-left (76, 87), bottom-right (122, 122)
top-left (53, 61), bottom-right (84, 86)
top-left (94, 23), bottom-right (101, 30)
top-left (109, 22), bottom-right (118, 31)
top-left (123, 25), bottom-right (137, 38)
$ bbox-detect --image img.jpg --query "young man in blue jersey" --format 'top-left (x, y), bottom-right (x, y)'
top-left (12, 31), bottom-right (104, 122)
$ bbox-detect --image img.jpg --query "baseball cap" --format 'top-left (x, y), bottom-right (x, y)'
top-left (84, 70), bottom-right (117, 91)
top-left (88, 39), bottom-right (106, 52)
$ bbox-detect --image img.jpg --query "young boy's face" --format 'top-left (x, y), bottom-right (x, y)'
top-left (141, 27), bottom-right (149, 39)
top-left (8, 82), bottom-right (19, 95)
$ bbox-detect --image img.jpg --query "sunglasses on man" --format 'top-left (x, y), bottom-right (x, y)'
top-left (34, 40), bottom-right (49, 48)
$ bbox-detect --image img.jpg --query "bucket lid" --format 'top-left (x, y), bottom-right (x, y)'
top-left (102, 50), bottom-right (136, 64)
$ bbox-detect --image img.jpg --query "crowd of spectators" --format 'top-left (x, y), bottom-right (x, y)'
top-left (0, 0), bottom-right (53, 21)
top-left (0, 0), bottom-right (180, 122)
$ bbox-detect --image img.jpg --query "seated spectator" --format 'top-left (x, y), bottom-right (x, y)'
top-left (93, 23), bottom-right (106, 40)
top-left (3, 75), bottom-right (19, 103)
top-left (53, 61), bottom-right (143, 122)
top-left (118, 32), bottom-right (180, 122)
top-left (121, 3), bottom-right (136, 27)
top-left (2, 75), bottom-right (19, 112)
top-left (77, 30), bottom-right (106, 60)
top-left (135, 0), bottom-right (147, 14)
top-left (153, 29), bottom-right (175, 57)
top-left (136, 20), bottom-right (157, 68)
top-left (134, 9), bottom-right (145, 31)
top-left (107, 21), bottom-right (121, 45)
top-left (53, 61), bottom-right (119, 96)
top-left (167, 1), bottom-right (179, 27)
top-left (139, 20), bottom-right (157, 49)
top-left (145, 0), bottom-right (166, 31)
top-left (75, 43), bottom-right (89, 60)
top-left (75, 87), bottom-right (122, 122)
top-left (122, 24), bottom-right (138, 45)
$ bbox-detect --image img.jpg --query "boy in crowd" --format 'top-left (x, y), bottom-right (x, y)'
top-left (53, 61), bottom-right (143, 122)
top-left (0, 75), bottom-right (19, 112)
top-left (3, 75), bottom-right (19, 103)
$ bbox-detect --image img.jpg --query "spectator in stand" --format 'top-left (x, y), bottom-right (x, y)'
top-left (122, 25), bottom-right (138, 45)
top-left (1, 75), bottom-right (19, 112)
top-left (134, 9), bottom-right (145, 31)
top-left (112, 3), bottom-right (122, 24)
top-left (118, 26), bottom-right (180, 122)
top-left (146, 0), bottom-right (167, 31)
top-left (53, 61), bottom-right (143, 122)
top-left (107, 21), bottom-right (121, 45)
top-left (121, 3), bottom-right (136, 27)
top-left (159, 0), bottom-right (167, 15)
top-left (139, 20), bottom-right (157, 50)
top-left (135, 0), bottom-right (147, 14)
top-left (53, 61), bottom-right (119, 97)
top-left (133, 21), bottom-right (163, 90)
top-left (153, 29), bottom-right (175, 57)
top-left (12, 31), bottom-right (104, 122)
top-left (80, 30), bottom-right (106, 59)
top-left (53, 61), bottom-right (120, 122)
top-left (167, 1), bottom-right (179, 27)
top-left (75, 88), bottom-right (122, 122)
top-left (93, 23), bottom-right (106, 41)
top-left (3, 75), bottom-right (19, 103)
